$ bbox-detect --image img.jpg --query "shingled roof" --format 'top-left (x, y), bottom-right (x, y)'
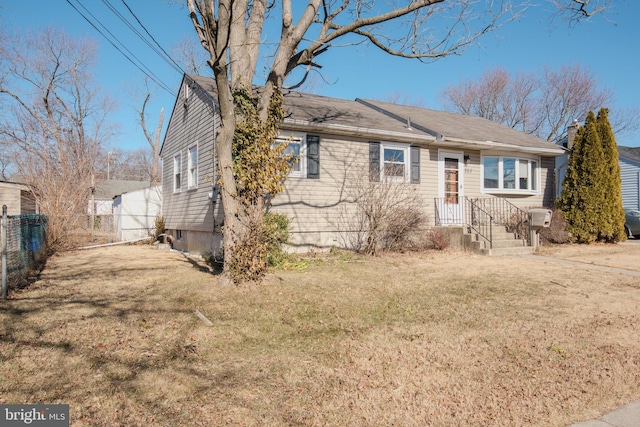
top-left (356, 99), bottom-right (562, 154)
top-left (618, 146), bottom-right (640, 164)
top-left (94, 180), bottom-right (150, 200)
top-left (185, 74), bottom-right (564, 156)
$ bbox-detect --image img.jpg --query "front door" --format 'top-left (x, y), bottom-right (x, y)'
top-left (438, 151), bottom-right (464, 225)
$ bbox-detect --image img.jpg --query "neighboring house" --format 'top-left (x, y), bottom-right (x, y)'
top-left (554, 123), bottom-right (640, 210)
top-left (160, 74), bottom-right (565, 256)
top-left (113, 186), bottom-right (162, 241)
top-left (0, 181), bottom-right (38, 215)
top-left (617, 146), bottom-right (640, 210)
top-left (91, 180), bottom-right (151, 215)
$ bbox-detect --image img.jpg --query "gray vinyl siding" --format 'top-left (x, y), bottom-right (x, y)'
top-left (160, 78), bottom-right (222, 253)
top-left (270, 139), bottom-right (558, 249)
top-left (271, 134), bottom-right (366, 248)
top-left (272, 135), bottom-right (437, 249)
top-left (620, 156), bottom-right (640, 210)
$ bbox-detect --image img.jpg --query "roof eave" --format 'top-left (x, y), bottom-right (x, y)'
top-left (282, 119), bottom-right (566, 155)
top-left (281, 119), bottom-right (437, 144)
top-left (439, 137), bottom-right (566, 156)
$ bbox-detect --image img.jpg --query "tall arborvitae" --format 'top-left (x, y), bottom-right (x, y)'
top-left (558, 111), bottom-right (607, 243)
top-left (596, 108), bottom-right (626, 242)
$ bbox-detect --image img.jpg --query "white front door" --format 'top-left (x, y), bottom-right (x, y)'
top-left (438, 151), bottom-right (465, 225)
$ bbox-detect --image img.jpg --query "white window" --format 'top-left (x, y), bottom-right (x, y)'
top-left (482, 156), bottom-right (539, 193)
top-left (275, 132), bottom-right (306, 178)
top-left (381, 143), bottom-right (409, 183)
top-left (187, 144), bottom-right (198, 188)
top-left (173, 153), bottom-right (182, 192)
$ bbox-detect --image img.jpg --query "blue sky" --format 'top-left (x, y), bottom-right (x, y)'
top-left (2, 0), bottom-right (639, 149)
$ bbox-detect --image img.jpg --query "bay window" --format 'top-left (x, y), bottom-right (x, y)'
top-left (482, 156), bottom-right (539, 193)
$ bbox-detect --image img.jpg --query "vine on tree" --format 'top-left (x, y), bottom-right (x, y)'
top-left (227, 86), bottom-right (292, 282)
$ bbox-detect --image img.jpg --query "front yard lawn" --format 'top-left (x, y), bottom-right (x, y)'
top-left (1, 244), bottom-right (639, 426)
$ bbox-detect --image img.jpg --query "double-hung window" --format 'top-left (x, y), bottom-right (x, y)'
top-left (173, 153), bottom-right (182, 192)
top-left (482, 155), bottom-right (538, 193)
top-left (369, 142), bottom-right (418, 184)
top-left (275, 132), bottom-right (306, 178)
top-left (187, 144), bottom-right (198, 189)
top-left (381, 143), bottom-right (410, 183)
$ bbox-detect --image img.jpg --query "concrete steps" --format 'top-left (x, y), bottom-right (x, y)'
top-left (464, 227), bottom-right (534, 256)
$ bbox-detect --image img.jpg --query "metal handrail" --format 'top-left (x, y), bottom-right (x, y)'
top-left (466, 198), bottom-right (494, 249)
top-left (434, 196), bottom-right (531, 248)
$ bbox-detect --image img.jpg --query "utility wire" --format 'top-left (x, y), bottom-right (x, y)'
top-left (99, 0), bottom-right (184, 75)
top-left (65, 0), bottom-right (176, 96)
top-left (118, 0), bottom-right (186, 75)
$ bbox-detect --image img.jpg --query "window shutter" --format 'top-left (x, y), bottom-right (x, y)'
top-left (411, 146), bottom-right (420, 184)
top-left (369, 142), bottom-right (380, 182)
top-left (307, 135), bottom-right (320, 179)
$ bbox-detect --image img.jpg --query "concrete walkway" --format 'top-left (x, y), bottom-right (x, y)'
top-left (516, 254), bottom-right (640, 277)
top-left (568, 400), bottom-right (640, 427)
top-left (513, 252), bottom-right (640, 426)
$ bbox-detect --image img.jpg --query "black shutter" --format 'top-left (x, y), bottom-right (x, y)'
top-left (369, 142), bottom-right (380, 182)
top-left (307, 135), bottom-right (320, 179)
top-left (410, 146), bottom-right (420, 184)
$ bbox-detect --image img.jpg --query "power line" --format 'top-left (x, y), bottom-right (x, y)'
top-left (65, 0), bottom-right (177, 96)
top-left (98, 0), bottom-right (184, 76)
top-left (118, 0), bottom-right (186, 75)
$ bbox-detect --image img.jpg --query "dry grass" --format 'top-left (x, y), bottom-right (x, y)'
top-left (1, 243), bottom-right (640, 426)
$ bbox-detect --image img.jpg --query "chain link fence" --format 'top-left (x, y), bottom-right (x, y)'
top-left (1, 212), bottom-right (48, 293)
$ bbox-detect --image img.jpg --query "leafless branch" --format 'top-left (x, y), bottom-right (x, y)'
top-left (0, 27), bottom-right (113, 250)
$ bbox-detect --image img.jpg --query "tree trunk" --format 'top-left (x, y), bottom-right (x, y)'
top-left (212, 67), bottom-right (249, 284)
top-left (151, 108), bottom-right (163, 186)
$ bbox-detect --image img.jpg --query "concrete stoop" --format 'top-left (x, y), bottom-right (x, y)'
top-left (464, 227), bottom-right (534, 256)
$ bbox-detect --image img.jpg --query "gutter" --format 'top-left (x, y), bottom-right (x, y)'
top-left (282, 119), bottom-right (566, 156)
top-left (280, 119), bottom-right (436, 145)
top-left (441, 137), bottom-right (567, 156)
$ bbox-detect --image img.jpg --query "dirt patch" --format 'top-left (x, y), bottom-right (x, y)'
top-left (1, 243), bottom-right (640, 426)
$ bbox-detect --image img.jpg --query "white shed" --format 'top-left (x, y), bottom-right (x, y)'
top-left (113, 186), bottom-right (162, 241)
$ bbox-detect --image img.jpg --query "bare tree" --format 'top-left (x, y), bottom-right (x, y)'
top-left (0, 27), bottom-right (113, 250)
top-left (551, 0), bottom-right (615, 24)
top-left (333, 167), bottom-right (428, 255)
top-left (440, 67), bottom-right (541, 134)
top-left (440, 64), bottom-right (639, 142)
top-left (96, 148), bottom-right (151, 181)
top-left (378, 92), bottom-right (430, 109)
top-left (171, 35), bottom-right (210, 75)
top-left (138, 88), bottom-right (163, 185)
top-left (185, 0), bottom-right (612, 283)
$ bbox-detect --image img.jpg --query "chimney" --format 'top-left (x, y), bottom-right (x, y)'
top-left (566, 119), bottom-right (579, 150)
